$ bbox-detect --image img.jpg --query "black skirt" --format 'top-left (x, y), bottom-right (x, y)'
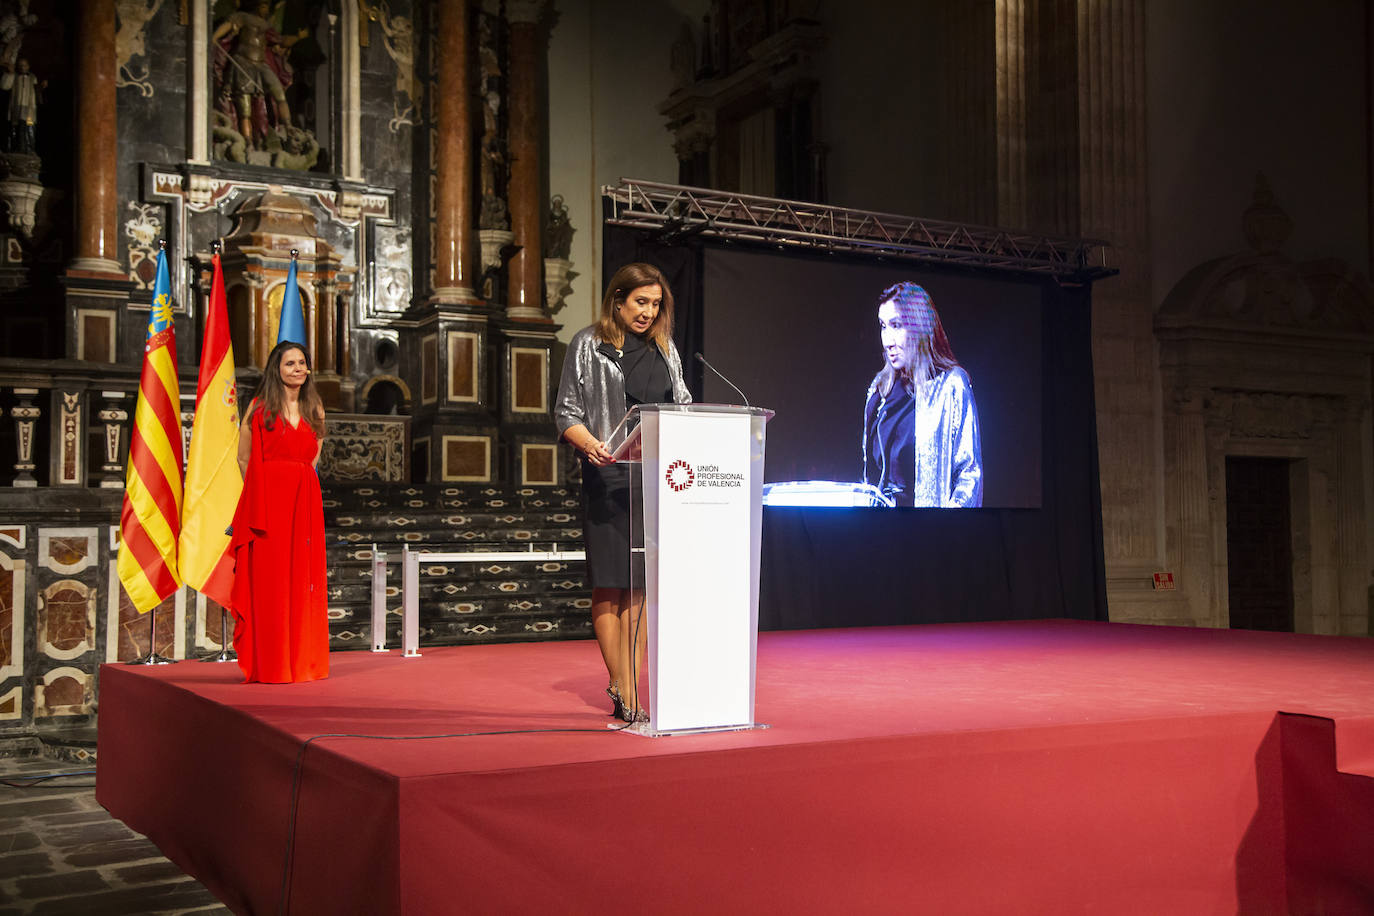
top-left (579, 459), bottom-right (645, 589)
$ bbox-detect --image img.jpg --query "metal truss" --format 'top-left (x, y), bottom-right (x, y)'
top-left (602, 179), bottom-right (1115, 282)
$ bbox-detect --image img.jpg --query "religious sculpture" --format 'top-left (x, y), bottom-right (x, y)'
top-left (477, 14), bottom-right (508, 230)
top-left (373, 2), bottom-right (418, 131)
top-left (212, 0), bottom-right (309, 155)
top-left (0, 0), bottom-right (34, 72)
top-left (545, 194), bottom-right (573, 260)
top-left (0, 56), bottom-right (41, 155)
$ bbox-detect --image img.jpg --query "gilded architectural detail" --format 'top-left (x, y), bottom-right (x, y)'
top-left (114, 0), bottom-right (165, 97)
top-left (124, 201), bottom-right (163, 289)
top-left (372, 3), bottom-right (419, 132)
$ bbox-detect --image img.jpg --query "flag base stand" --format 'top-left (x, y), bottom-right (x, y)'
top-left (199, 609), bottom-right (237, 662)
top-left (127, 651), bottom-right (177, 666)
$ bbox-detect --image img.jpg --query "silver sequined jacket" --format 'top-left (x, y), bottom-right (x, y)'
top-left (861, 366), bottom-right (983, 508)
top-left (555, 325), bottom-right (692, 443)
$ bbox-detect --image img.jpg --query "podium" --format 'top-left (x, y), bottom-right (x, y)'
top-left (607, 403), bottom-right (773, 734)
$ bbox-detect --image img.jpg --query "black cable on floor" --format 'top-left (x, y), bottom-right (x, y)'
top-left (1, 769), bottom-right (97, 788)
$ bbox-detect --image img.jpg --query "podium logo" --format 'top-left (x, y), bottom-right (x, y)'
top-left (665, 459), bottom-right (695, 492)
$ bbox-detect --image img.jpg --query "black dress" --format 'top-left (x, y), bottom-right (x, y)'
top-left (580, 333), bottom-right (673, 589)
top-left (863, 384), bottom-right (916, 506)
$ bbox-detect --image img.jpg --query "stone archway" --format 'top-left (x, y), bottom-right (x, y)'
top-left (1154, 177), bottom-right (1374, 635)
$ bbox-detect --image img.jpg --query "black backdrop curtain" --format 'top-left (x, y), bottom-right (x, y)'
top-left (601, 214), bottom-right (706, 393)
top-left (602, 223), bottom-right (1107, 627)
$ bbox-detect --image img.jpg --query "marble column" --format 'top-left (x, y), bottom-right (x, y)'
top-left (937, 1), bottom-right (996, 225)
top-left (187, 0), bottom-right (209, 164)
top-left (505, 0), bottom-right (547, 321)
top-left (998, 0), bottom-right (1159, 617)
top-left (432, 0), bottom-right (481, 304)
top-left (1078, 0), bottom-right (1159, 606)
top-left (995, 0), bottom-right (1028, 229)
top-left (1335, 401), bottom-right (1371, 635)
top-left (1162, 387), bottom-right (1214, 625)
top-left (69, 0), bottom-right (122, 276)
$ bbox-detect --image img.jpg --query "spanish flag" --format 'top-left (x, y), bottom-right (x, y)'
top-left (179, 249), bottom-right (241, 608)
top-left (118, 248), bottom-right (184, 612)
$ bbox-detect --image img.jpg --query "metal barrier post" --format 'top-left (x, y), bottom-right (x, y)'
top-left (402, 544), bottom-right (421, 658)
top-left (370, 545), bottom-right (388, 652)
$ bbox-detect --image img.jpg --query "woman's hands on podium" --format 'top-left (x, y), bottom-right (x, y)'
top-left (566, 422), bottom-right (615, 466)
top-left (583, 439), bottom-right (615, 466)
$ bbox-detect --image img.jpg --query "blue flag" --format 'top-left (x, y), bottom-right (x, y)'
top-left (276, 255), bottom-right (307, 345)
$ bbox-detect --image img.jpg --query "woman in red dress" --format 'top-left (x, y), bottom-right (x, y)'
top-left (230, 341), bottom-right (329, 683)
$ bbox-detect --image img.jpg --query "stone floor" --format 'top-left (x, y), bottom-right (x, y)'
top-left (0, 740), bottom-right (229, 915)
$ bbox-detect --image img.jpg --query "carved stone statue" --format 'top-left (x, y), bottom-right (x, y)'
top-left (0, 56), bottom-right (41, 154)
top-left (211, 109), bottom-right (248, 163)
top-left (212, 0), bottom-right (307, 152)
top-left (545, 194), bottom-right (574, 260)
top-left (0, 0), bottom-right (35, 72)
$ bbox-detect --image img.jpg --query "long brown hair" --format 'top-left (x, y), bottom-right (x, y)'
top-left (248, 340), bottom-right (326, 438)
top-left (876, 282), bottom-right (960, 397)
top-left (595, 262), bottom-right (675, 355)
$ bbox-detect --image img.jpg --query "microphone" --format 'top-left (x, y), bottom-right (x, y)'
top-left (694, 352), bottom-right (750, 408)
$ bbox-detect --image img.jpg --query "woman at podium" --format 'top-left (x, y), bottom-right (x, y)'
top-left (555, 262), bottom-right (692, 721)
top-left (861, 281), bottom-right (983, 507)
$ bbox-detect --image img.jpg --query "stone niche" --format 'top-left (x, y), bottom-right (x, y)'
top-left (1152, 179), bottom-right (1374, 635)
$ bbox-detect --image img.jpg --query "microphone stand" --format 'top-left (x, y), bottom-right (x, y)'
top-left (694, 353), bottom-right (750, 408)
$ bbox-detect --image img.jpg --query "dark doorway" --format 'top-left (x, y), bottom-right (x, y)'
top-left (1225, 457), bottom-right (1294, 632)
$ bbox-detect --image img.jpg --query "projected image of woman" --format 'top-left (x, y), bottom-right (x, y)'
top-left (555, 263), bottom-right (692, 722)
top-left (861, 282), bottom-right (982, 507)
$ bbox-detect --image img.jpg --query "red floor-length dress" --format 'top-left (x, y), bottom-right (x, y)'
top-left (230, 409), bottom-right (329, 683)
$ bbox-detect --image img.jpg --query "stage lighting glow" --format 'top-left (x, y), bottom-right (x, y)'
top-left (761, 481), bottom-right (896, 508)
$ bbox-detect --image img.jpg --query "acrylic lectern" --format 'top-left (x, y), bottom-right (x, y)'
top-left (606, 403), bottom-right (773, 735)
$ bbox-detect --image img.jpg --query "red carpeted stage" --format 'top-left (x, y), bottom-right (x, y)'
top-left (96, 620), bottom-right (1374, 915)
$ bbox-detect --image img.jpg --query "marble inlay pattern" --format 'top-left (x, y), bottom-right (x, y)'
top-left (114, 584), bottom-right (180, 663)
top-left (0, 553), bottom-right (22, 679)
top-left (35, 667), bottom-right (92, 718)
top-left (38, 529), bottom-right (98, 575)
top-left (0, 685), bottom-right (21, 720)
top-left (38, 580), bottom-right (96, 661)
top-left (320, 418), bottom-right (408, 483)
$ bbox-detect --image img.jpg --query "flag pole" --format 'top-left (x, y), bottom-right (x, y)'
top-left (200, 604), bottom-right (237, 663)
top-left (128, 603), bottom-right (176, 665)
top-left (173, 237), bottom-right (239, 665)
top-left (126, 236), bottom-right (184, 667)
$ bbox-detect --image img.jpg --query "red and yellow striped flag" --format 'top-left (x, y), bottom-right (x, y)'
top-left (179, 249), bottom-right (241, 608)
top-left (118, 248), bottom-right (184, 612)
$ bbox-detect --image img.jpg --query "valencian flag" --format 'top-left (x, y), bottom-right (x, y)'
top-left (178, 248), bottom-right (241, 608)
top-left (277, 249), bottom-right (307, 344)
top-left (118, 247), bottom-right (185, 612)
